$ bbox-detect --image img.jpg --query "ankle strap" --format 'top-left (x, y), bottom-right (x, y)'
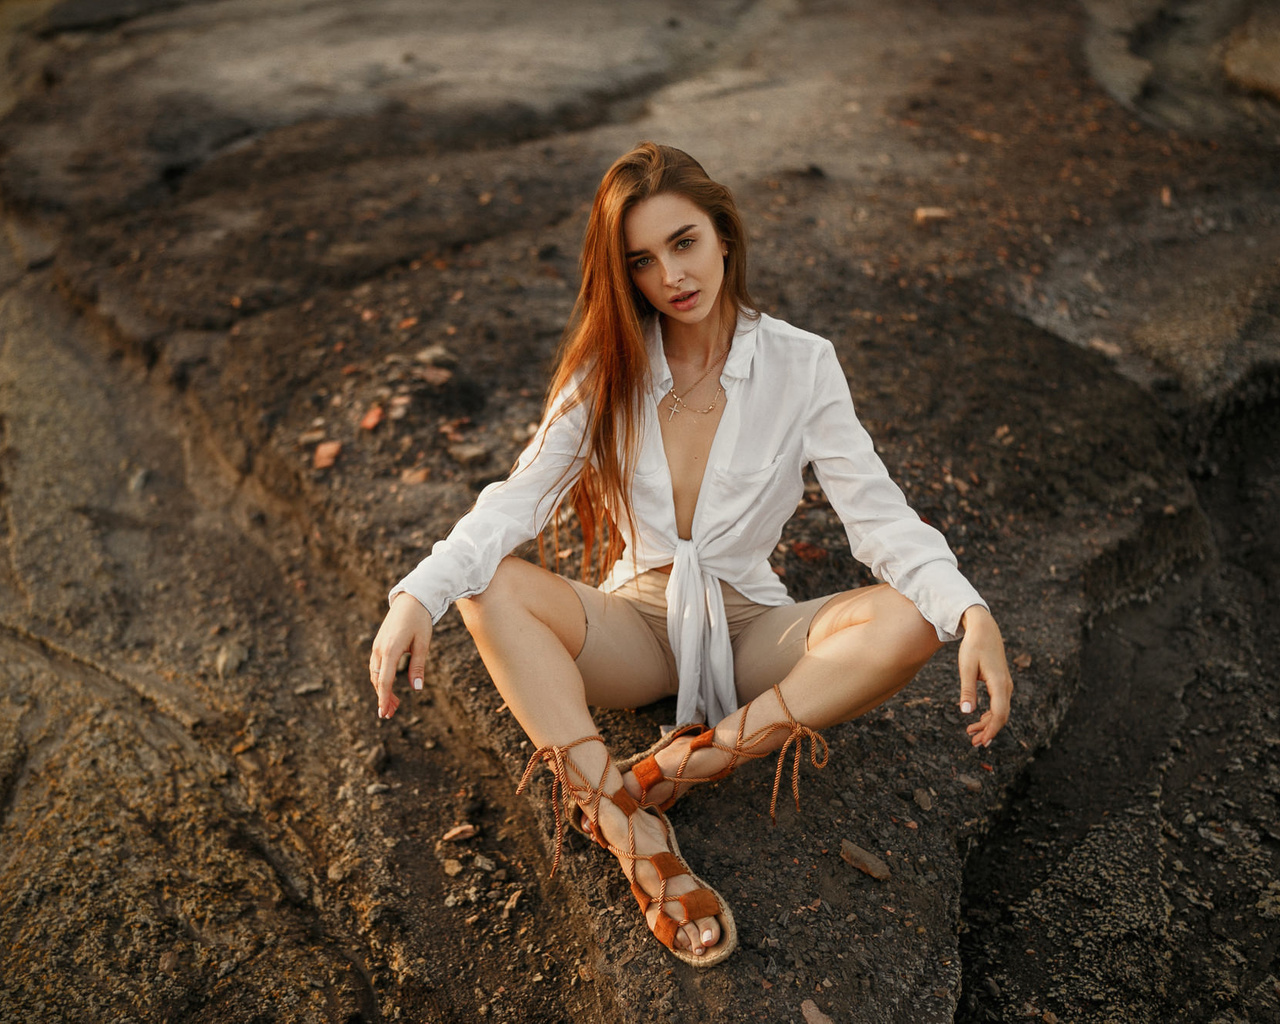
top-left (517, 735), bottom-right (606, 877)
top-left (768, 686), bottom-right (830, 824)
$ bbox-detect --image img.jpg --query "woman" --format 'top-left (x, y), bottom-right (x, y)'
top-left (369, 142), bottom-right (1012, 967)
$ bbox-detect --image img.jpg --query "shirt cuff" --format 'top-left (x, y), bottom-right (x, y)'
top-left (903, 559), bottom-right (988, 642)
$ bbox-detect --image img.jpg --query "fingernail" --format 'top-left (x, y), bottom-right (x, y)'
top-left (983, 739), bottom-right (991, 748)
top-left (702, 929), bottom-right (715, 944)
top-left (961, 701), bottom-right (973, 714)
top-left (413, 677), bottom-right (423, 691)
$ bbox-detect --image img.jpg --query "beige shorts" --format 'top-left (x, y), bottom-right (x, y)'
top-left (565, 569), bottom-right (835, 710)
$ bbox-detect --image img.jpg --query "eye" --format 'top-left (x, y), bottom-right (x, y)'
top-left (630, 256), bottom-right (652, 271)
top-left (675, 237), bottom-right (694, 251)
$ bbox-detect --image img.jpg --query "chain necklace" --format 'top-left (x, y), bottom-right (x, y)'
top-left (664, 345), bottom-right (729, 422)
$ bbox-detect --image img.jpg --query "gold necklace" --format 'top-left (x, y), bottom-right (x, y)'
top-left (664, 346), bottom-right (729, 422)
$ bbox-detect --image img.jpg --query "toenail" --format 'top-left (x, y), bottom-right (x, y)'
top-left (702, 929), bottom-right (715, 944)
top-left (694, 946), bottom-right (704, 956)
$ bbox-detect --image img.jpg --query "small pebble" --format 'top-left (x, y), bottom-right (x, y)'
top-left (364, 742), bottom-right (388, 774)
top-left (840, 839), bottom-right (891, 880)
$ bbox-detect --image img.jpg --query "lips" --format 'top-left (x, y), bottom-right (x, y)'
top-left (669, 290), bottom-right (699, 312)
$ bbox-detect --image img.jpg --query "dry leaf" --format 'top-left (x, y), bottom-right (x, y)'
top-left (791, 540), bottom-right (829, 562)
top-left (442, 824), bottom-right (478, 842)
top-left (1013, 652), bottom-right (1032, 670)
top-left (913, 206), bottom-right (951, 226)
top-left (360, 405), bottom-right (384, 431)
top-left (313, 441), bottom-right (341, 469)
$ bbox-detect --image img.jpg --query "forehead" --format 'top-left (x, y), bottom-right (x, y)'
top-left (623, 193), bottom-right (714, 248)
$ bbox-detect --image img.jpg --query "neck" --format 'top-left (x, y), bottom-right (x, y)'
top-left (661, 303), bottom-right (731, 368)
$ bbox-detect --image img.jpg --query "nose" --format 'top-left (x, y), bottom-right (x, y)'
top-left (659, 257), bottom-right (683, 288)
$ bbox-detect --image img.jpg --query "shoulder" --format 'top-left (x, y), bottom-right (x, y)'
top-left (751, 312), bottom-right (839, 370)
top-left (755, 311), bottom-right (830, 348)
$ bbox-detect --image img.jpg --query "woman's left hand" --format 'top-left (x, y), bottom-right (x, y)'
top-left (957, 604), bottom-right (1012, 747)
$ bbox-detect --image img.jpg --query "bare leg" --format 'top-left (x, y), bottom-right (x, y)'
top-left (624, 583), bottom-right (942, 807)
top-left (456, 556), bottom-right (725, 957)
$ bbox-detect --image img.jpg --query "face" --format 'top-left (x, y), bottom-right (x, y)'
top-left (623, 192), bottom-right (727, 326)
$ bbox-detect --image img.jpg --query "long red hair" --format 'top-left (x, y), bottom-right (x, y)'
top-left (542, 142), bottom-right (757, 581)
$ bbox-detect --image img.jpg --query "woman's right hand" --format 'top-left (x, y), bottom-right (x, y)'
top-left (369, 592), bottom-right (434, 719)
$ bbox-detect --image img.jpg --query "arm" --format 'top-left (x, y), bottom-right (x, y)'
top-left (802, 343), bottom-right (1011, 743)
top-left (368, 387), bottom-right (589, 717)
top-left (802, 342), bottom-right (984, 640)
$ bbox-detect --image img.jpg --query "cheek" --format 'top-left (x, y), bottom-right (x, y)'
top-left (630, 270), bottom-right (659, 305)
top-left (707, 252), bottom-right (726, 288)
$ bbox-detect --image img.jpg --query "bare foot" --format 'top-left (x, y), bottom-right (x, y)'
top-left (587, 795), bottom-right (723, 958)
top-left (621, 713), bottom-right (776, 810)
top-left (619, 729), bottom-right (725, 808)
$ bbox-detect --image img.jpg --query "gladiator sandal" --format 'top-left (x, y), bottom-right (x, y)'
top-left (517, 735), bottom-right (738, 967)
top-left (621, 685), bottom-right (830, 823)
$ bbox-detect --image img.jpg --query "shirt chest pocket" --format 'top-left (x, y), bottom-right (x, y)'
top-left (713, 453), bottom-right (802, 539)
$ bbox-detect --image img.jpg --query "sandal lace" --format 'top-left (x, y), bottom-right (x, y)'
top-left (641, 685), bottom-right (829, 822)
top-left (768, 689), bottom-right (830, 823)
top-left (516, 734), bottom-right (605, 876)
top-left (517, 732), bottom-right (737, 965)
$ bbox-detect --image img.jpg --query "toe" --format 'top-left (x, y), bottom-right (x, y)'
top-left (679, 919), bottom-right (702, 955)
top-left (695, 914), bottom-right (721, 951)
top-left (643, 907), bottom-right (700, 954)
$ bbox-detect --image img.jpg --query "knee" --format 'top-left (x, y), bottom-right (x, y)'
top-left (885, 590), bottom-right (943, 666)
top-left (456, 556), bottom-right (526, 629)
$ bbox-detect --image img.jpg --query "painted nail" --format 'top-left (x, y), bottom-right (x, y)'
top-left (413, 677), bottom-right (423, 691)
top-left (694, 946), bottom-right (705, 956)
top-left (702, 929), bottom-right (715, 944)
top-left (961, 701), bottom-right (973, 714)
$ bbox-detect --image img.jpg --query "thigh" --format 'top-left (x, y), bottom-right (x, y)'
top-left (805, 582), bottom-right (922, 648)
top-left (730, 591), bottom-right (839, 704)
top-left (564, 579), bottom-right (679, 710)
top-left (730, 584), bottom-right (895, 703)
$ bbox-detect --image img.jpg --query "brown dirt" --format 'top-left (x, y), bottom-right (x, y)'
top-left (0, 1), bottom-right (1277, 1022)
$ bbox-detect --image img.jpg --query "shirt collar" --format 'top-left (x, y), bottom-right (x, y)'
top-left (647, 310), bottom-right (760, 394)
top-left (723, 312), bottom-right (760, 380)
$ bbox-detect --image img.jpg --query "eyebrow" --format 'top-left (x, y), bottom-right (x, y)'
top-left (625, 224), bottom-right (697, 259)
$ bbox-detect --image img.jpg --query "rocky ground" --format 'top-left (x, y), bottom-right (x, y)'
top-left (0, 1), bottom-right (1277, 1022)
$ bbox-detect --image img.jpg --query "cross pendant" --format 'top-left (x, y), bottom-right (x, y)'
top-left (666, 390), bottom-right (681, 422)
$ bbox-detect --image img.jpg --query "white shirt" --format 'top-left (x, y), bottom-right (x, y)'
top-left (391, 312), bottom-right (987, 726)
